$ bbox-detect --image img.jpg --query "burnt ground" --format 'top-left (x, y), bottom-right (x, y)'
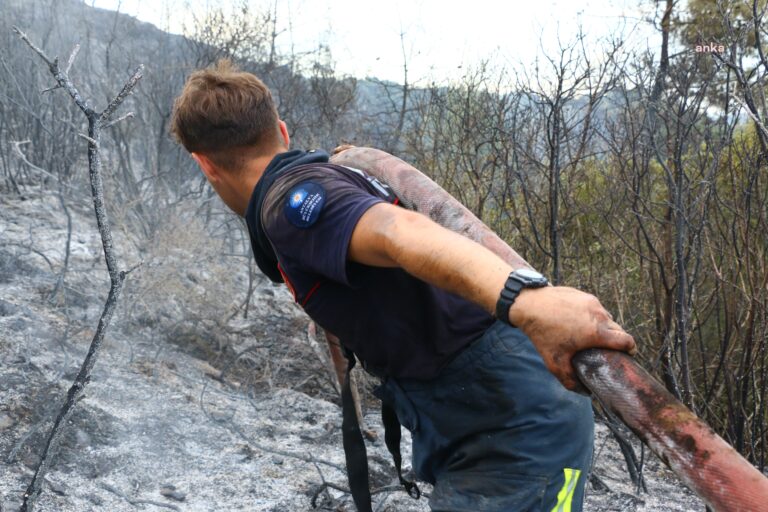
top-left (0, 192), bottom-right (702, 511)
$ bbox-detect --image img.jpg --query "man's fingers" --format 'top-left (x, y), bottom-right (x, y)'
top-left (599, 319), bottom-right (638, 356)
top-left (597, 325), bottom-right (637, 355)
top-left (332, 144), bottom-right (355, 155)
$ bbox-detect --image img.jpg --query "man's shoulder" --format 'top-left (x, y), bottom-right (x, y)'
top-left (257, 161), bottom-right (386, 286)
top-left (262, 164), bottom-right (368, 218)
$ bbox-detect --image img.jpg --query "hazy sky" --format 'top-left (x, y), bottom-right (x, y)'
top-left (89, 0), bottom-right (659, 83)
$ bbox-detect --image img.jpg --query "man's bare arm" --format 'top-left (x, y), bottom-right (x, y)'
top-left (348, 202), bottom-right (636, 390)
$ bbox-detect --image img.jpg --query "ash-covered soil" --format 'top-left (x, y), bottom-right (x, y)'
top-left (0, 192), bottom-right (702, 511)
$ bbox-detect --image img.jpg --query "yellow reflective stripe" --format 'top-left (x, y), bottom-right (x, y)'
top-left (551, 468), bottom-right (581, 512)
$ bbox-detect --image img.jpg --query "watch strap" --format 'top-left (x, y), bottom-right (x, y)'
top-left (496, 276), bottom-right (524, 325)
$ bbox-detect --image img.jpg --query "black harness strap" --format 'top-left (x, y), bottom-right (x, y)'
top-left (341, 348), bottom-right (373, 512)
top-left (381, 401), bottom-right (421, 499)
top-left (340, 347), bottom-right (420, 510)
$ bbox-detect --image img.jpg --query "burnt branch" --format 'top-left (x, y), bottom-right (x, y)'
top-left (14, 27), bottom-right (143, 512)
top-left (99, 67), bottom-right (143, 125)
top-left (99, 483), bottom-right (181, 511)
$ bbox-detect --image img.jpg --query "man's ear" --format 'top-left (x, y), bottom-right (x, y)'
top-left (278, 120), bottom-right (290, 148)
top-left (191, 152), bottom-right (220, 183)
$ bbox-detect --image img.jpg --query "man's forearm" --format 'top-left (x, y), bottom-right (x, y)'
top-left (384, 209), bottom-right (513, 313)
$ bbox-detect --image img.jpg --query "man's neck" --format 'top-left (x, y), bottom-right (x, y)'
top-left (232, 152), bottom-right (283, 216)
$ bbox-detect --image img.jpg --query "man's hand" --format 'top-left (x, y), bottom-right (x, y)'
top-left (510, 286), bottom-right (637, 390)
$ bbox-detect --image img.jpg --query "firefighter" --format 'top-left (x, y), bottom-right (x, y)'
top-left (170, 60), bottom-right (636, 512)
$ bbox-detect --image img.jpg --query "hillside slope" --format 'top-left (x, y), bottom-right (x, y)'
top-left (0, 189), bottom-right (702, 511)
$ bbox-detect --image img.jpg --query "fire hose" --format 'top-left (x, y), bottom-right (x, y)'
top-left (330, 146), bottom-right (768, 512)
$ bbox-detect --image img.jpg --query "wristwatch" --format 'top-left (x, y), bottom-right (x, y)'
top-left (496, 268), bottom-right (549, 325)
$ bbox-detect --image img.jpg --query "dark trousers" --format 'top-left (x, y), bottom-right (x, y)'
top-left (375, 321), bottom-right (594, 511)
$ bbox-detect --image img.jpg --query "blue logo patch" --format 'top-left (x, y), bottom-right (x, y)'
top-left (284, 182), bottom-right (326, 228)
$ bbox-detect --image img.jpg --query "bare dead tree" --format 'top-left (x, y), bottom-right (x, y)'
top-left (48, 182), bottom-right (72, 304)
top-left (12, 26), bottom-right (143, 512)
top-left (184, 0), bottom-right (272, 68)
top-left (513, 29), bottom-right (619, 285)
top-left (11, 139), bottom-right (74, 303)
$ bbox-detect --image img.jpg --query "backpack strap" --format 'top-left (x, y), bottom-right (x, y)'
top-left (382, 401), bottom-right (421, 499)
top-left (341, 347), bottom-right (420, 509)
top-left (340, 346), bottom-right (373, 512)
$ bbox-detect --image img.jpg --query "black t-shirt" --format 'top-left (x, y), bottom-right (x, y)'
top-left (254, 151), bottom-right (495, 380)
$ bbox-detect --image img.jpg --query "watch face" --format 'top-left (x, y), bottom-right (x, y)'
top-left (516, 268), bottom-right (544, 280)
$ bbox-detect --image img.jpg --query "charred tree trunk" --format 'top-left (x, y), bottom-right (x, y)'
top-left (14, 27), bottom-right (143, 512)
